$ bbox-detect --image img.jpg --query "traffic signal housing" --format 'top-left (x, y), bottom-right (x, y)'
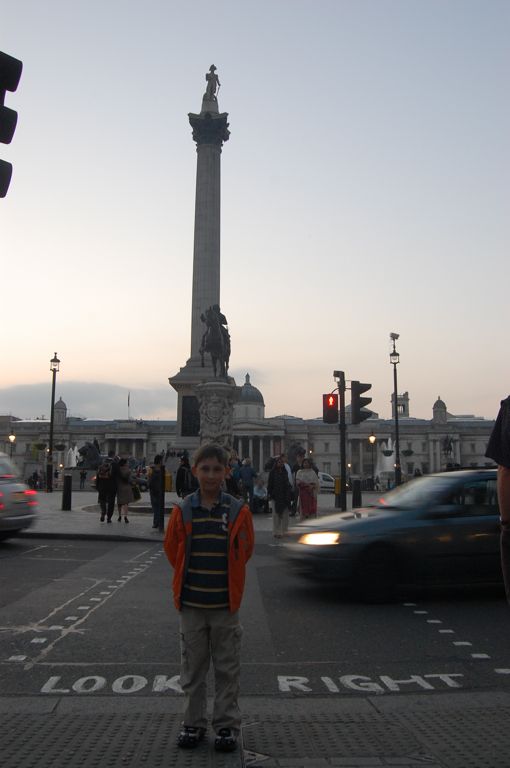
top-left (322, 393), bottom-right (339, 424)
top-left (351, 381), bottom-right (372, 425)
top-left (0, 50), bottom-right (23, 197)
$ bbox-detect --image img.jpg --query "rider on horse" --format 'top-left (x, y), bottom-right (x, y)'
top-left (200, 304), bottom-right (231, 377)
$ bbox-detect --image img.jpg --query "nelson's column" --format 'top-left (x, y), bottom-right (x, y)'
top-left (169, 66), bottom-right (238, 452)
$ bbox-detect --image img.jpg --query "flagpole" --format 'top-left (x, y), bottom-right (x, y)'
top-left (128, 391), bottom-right (130, 420)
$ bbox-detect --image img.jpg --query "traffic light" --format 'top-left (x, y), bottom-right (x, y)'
top-left (351, 381), bottom-right (372, 424)
top-left (0, 50), bottom-right (23, 198)
top-left (322, 393), bottom-right (339, 424)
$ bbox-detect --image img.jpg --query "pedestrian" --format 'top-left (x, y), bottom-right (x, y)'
top-left (175, 455), bottom-right (194, 498)
top-left (96, 450), bottom-right (119, 523)
top-left (79, 469), bottom-right (87, 489)
top-left (296, 457), bottom-right (320, 519)
top-left (267, 454), bottom-right (293, 540)
top-left (485, 395), bottom-right (510, 604)
top-left (225, 459), bottom-right (242, 497)
top-left (251, 476), bottom-right (268, 514)
top-left (164, 443), bottom-right (254, 753)
top-left (148, 454), bottom-right (166, 531)
top-left (116, 458), bottom-right (133, 523)
top-left (239, 457), bottom-right (257, 507)
top-left (290, 448), bottom-right (306, 515)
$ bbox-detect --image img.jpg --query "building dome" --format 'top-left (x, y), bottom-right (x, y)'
top-left (239, 374), bottom-right (264, 405)
top-left (433, 396), bottom-right (447, 424)
top-left (54, 397), bottom-right (67, 426)
top-left (55, 397), bottom-right (67, 410)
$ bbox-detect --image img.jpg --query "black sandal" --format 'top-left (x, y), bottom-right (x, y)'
top-left (214, 728), bottom-right (237, 752)
top-left (177, 725), bottom-right (206, 749)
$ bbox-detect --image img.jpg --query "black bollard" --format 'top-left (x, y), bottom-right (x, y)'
top-left (352, 478), bottom-right (362, 509)
top-left (62, 473), bottom-right (72, 511)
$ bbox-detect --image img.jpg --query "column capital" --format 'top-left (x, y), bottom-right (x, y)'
top-left (189, 111), bottom-right (230, 147)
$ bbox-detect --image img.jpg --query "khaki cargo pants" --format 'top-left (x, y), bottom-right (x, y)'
top-left (179, 606), bottom-right (243, 734)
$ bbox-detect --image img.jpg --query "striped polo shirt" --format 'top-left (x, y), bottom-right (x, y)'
top-left (181, 497), bottom-right (229, 609)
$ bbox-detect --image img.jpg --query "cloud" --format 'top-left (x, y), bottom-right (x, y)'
top-left (0, 382), bottom-right (177, 421)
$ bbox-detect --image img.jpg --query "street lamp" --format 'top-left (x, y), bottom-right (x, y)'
top-left (368, 432), bottom-right (376, 489)
top-left (8, 431), bottom-right (16, 458)
top-left (389, 333), bottom-right (401, 486)
top-left (46, 352), bottom-right (60, 493)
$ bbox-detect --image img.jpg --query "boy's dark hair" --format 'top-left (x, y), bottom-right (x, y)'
top-left (192, 443), bottom-right (229, 468)
top-left (154, 454), bottom-right (162, 464)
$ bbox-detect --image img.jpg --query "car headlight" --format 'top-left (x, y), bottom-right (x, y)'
top-left (298, 532), bottom-right (341, 546)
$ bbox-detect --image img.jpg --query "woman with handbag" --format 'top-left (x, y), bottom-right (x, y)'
top-left (116, 458), bottom-right (134, 523)
top-left (267, 455), bottom-right (293, 540)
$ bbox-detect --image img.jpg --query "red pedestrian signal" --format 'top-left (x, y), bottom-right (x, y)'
top-left (322, 393), bottom-right (339, 424)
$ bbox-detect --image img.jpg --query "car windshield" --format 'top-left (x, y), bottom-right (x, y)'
top-left (373, 475), bottom-right (458, 509)
top-left (0, 456), bottom-right (18, 480)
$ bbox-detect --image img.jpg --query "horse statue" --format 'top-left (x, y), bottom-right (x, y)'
top-left (77, 441), bottom-right (104, 470)
top-left (200, 305), bottom-right (231, 378)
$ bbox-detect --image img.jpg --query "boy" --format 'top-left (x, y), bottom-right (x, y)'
top-left (164, 443), bottom-right (254, 752)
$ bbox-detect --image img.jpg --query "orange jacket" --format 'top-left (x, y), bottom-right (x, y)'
top-left (164, 491), bottom-right (254, 613)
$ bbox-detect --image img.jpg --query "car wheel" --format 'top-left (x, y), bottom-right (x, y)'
top-left (354, 544), bottom-right (398, 603)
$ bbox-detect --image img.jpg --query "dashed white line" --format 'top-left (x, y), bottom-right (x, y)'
top-left (31, 638), bottom-right (47, 644)
top-left (471, 653), bottom-right (490, 659)
top-left (495, 668), bottom-right (510, 674)
top-left (453, 641), bottom-right (472, 647)
top-left (8, 655), bottom-right (27, 662)
top-left (439, 629), bottom-right (455, 634)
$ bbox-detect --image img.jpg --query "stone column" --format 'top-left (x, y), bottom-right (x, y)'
top-left (188, 104), bottom-right (230, 361)
top-left (429, 441), bottom-right (434, 472)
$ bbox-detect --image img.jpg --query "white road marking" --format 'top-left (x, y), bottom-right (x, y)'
top-left (427, 620), bottom-right (442, 624)
top-left (471, 653), bottom-right (490, 659)
top-left (439, 629), bottom-right (455, 634)
top-left (8, 655), bottom-right (27, 662)
top-left (453, 641), bottom-right (472, 646)
top-left (413, 610), bottom-right (428, 614)
top-left (77, 606), bottom-right (90, 611)
top-left (49, 625), bottom-right (64, 630)
top-left (495, 668), bottom-right (510, 674)
top-left (65, 617), bottom-right (78, 621)
top-left (90, 598), bottom-right (101, 602)
top-left (31, 638), bottom-right (47, 644)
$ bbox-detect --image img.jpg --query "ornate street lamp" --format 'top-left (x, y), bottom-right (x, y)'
top-left (389, 333), bottom-right (401, 486)
top-left (8, 430), bottom-right (16, 458)
top-left (46, 352), bottom-right (60, 492)
top-left (368, 432), bottom-right (376, 489)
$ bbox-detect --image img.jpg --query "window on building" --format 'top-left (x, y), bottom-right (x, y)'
top-left (471, 443), bottom-right (476, 453)
top-left (324, 442), bottom-right (329, 453)
top-left (324, 462), bottom-right (331, 474)
top-left (422, 442), bottom-right (427, 452)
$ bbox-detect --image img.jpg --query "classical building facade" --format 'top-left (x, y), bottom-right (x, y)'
top-left (1, 377), bottom-right (496, 485)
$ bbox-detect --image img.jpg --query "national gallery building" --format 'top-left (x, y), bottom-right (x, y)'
top-left (1, 374), bottom-right (496, 485)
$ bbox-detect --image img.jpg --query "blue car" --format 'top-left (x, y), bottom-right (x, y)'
top-left (283, 469), bottom-right (501, 602)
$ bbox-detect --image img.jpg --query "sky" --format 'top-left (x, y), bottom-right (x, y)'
top-left (1, 0), bottom-right (508, 423)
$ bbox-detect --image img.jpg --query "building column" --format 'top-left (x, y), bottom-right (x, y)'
top-left (429, 441), bottom-right (435, 473)
top-left (359, 441), bottom-right (364, 476)
top-left (436, 441), bottom-right (442, 470)
top-left (249, 437), bottom-right (253, 460)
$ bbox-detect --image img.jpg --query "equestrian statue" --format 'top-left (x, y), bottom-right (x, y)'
top-left (200, 304), bottom-right (231, 378)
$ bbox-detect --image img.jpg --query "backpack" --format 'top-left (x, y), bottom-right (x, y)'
top-left (97, 461), bottom-right (112, 481)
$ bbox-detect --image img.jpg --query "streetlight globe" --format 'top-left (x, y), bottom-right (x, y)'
top-left (368, 433), bottom-right (376, 445)
top-left (389, 350), bottom-right (399, 365)
top-left (8, 432), bottom-right (16, 444)
top-left (50, 352), bottom-right (60, 373)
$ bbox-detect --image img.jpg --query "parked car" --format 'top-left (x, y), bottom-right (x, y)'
top-left (0, 452), bottom-right (38, 540)
top-left (318, 471), bottom-right (335, 493)
top-left (283, 469), bottom-right (502, 602)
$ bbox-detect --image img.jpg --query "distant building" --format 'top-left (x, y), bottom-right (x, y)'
top-left (1, 379), bottom-right (496, 484)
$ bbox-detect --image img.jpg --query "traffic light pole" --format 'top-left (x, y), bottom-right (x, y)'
top-left (334, 371), bottom-right (347, 511)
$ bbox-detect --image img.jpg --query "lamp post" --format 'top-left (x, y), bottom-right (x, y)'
top-left (46, 352), bottom-right (60, 493)
top-left (8, 431), bottom-right (16, 458)
top-left (389, 333), bottom-right (401, 486)
top-left (368, 432), bottom-right (376, 489)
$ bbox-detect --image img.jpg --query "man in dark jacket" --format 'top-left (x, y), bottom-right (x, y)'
top-left (149, 455), bottom-right (166, 531)
top-left (97, 450), bottom-right (119, 523)
top-left (485, 395), bottom-right (510, 604)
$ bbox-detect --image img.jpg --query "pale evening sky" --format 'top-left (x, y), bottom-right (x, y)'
top-left (1, 0), bottom-right (508, 422)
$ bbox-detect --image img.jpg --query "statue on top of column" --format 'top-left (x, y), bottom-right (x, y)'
top-left (204, 65), bottom-right (220, 102)
top-left (200, 304), bottom-right (231, 378)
